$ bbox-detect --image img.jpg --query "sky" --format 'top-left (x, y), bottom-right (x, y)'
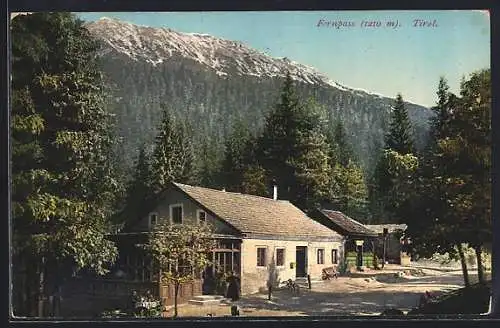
top-left (76, 11), bottom-right (490, 107)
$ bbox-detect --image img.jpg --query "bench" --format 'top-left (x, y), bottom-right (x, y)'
top-left (321, 266), bottom-right (338, 280)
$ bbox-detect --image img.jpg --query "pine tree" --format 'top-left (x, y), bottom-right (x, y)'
top-left (150, 106), bottom-right (195, 193)
top-left (257, 72), bottom-right (300, 200)
top-left (196, 134), bottom-right (224, 189)
top-left (256, 72), bottom-right (332, 211)
top-left (11, 13), bottom-right (121, 316)
top-left (327, 162), bottom-right (369, 221)
top-left (332, 120), bottom-right (354, 166)
top-left (370, 93), bottom-right (417, 223)
top-left (404, 70), bottom-right (491, 285)
top-left (324, 120), bottom-right (368, 220)
top-left (121, 144), bottom-right (153, 225)
top-left (176, 122), bottom-right (196, 184)
top-left (220, 120), bottom-right (253, 192)
top-left (293, 129), bottom-right (332, 211)
top-left (241, 165), bottom-right (269, 197)
top-left (448, 69), bottom-right (491, 283)
top-left (404, 77), bottom-right (464, 269)
top-left (385, 93), bottom-right (415, 154)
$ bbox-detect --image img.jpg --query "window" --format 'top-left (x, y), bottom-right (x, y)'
top-left (197, 210), bottom-right (206, 224)
top-left (276, 248), bottom-right (285, 267)
top-left (170, 204), bottom-right (183, 224)
top-left (148, 213), bottom-right (158, 228)
top-left (257, 247), bottom-right (267, 267)
top-left (332, 249), bottom-right (338, 264)
top-left (317, 248), bottom-right (325, 264)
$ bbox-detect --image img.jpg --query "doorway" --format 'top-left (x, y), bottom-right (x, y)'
top-left (295, 246), bottom-right (307, 277)
top-left (356, 245), bottom-right (363, 268)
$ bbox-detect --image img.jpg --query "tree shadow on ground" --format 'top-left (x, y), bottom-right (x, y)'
top-left (233, 286), bottom-right (431, 316)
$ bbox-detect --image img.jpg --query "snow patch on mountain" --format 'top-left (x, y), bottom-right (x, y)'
top-left (85, 17), bottom-right (391, 100)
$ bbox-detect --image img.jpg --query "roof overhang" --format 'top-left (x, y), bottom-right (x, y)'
top-left (243, 232), bottom-right (343, 242)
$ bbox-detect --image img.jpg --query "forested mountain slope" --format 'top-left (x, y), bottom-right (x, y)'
top-left (85, 17), bottom-right (433, 173)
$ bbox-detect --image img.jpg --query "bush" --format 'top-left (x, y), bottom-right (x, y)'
top-left (338, 262), bottom-right (348, 275)
top-left (103, 289), bottom-right (163, 319)
top-left (134, 305), bottom-right (163, 318)
top-left (101, 309), bottom-right (129, 318)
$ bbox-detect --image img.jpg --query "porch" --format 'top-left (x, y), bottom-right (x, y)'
top-left (343, 236), bottom-right (377, 270)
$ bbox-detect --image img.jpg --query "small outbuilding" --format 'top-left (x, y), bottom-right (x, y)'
top-left (310, 209), bottom-right (379, 271)
top-left (365, 224), bottom-right (410, 265)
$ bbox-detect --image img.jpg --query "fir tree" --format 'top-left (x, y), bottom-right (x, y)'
top-left (196, 134), bottom-right (224, 189)
top-left (241, 165), bottom-right (269, 197)
top-left (385, 93), bottom-right (415, 154)
top-left (257, 72), bottom-right (300, 199)
top-left (446, 69), bottom-right (491, 283)
top-left (176, 122), bottom-right (196, 184)
top-left (370, 93), bottom-right (417, 223)
top-left (332, 120), bottom-right (354, 166)
top-left (11, 13), bottom-right (121, 316)
top-left (150, 106), bottom-right (194, 193)
top-left (256, 72), bottom-right (331, 211)
top-left (121, 144), bottom-right (153, 225)
top-left (323, 120), bottom-right (368, 220)
top-left (293, 129), bottom-right (332, 211)
top-left (327, 162), bottom-right (369, 221)
top-left (221, 120), bottom-right (253, 192)
top-left (404, 69), bottom-right (491, 285)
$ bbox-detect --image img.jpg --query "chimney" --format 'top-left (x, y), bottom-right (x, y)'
top-left (273, 185), bottom-right (278, 201)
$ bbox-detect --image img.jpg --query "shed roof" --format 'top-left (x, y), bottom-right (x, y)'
top-left (314, 209), bottom-right (378, 238)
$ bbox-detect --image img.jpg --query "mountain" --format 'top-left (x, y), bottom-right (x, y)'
top-left (84, 17), bottom-right (434, 175)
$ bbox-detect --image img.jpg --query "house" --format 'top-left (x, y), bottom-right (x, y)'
top-left (59, 182), bottom-right (343, 316)
top-left (309, 209), bottom-right (379, 270)
top-left (365, 224), bottom-right (410, 265)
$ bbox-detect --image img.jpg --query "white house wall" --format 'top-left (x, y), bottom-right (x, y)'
top-left (133, 187), bottom-right (240, 235)
top-left (240, 238), bottom-right (343, 295)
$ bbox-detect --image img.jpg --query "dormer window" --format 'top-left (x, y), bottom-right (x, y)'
top-left (169, 204), bottom-right (183, 224)
top-left (197, 210), bottom-right (206, 224)
top-left (149, 213), bottom-right (158, 229)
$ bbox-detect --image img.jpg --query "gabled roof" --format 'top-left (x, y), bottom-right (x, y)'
top-left (365, 224), bottom-right (408, 234)
top-left (313, 209), bottom-right (378, 238)
top-left (171, 182), bottom-right (341, 241)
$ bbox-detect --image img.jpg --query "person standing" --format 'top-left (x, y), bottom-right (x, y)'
top-left (226, 272), bottom-right (240, 301)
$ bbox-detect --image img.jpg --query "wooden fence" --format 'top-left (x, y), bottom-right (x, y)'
top-left (59, 278), bottom-right (202, 317)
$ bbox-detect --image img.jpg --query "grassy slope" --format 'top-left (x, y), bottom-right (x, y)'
top-left (407, 281), bottom-right (491, 315)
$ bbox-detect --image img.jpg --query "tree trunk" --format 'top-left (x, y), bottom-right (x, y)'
top-left (158, 269), bottom-right (163, 313)
top-left (382, 236), bottom-right (387, 269)
top-left (173, 282), bottom-right (179, 318)
top-left (457, 244), bottom-right (470, 287)
top-left (37, 257), bottom-right (46, 317)
top-left (26, 260), bottom-right (37, 317)
top-left (474, 245), bottom-right (485, 285)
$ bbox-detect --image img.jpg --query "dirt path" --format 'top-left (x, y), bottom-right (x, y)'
top-left (164, 265), bottom-right (472, 317)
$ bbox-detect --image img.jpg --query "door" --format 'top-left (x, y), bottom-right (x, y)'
top-left (295, 246), bottom-right (308, 277)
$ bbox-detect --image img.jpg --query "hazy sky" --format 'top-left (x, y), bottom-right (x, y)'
top-left (76, 11), bottom-right (490, 107)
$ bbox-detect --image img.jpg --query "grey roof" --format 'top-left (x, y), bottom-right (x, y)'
top-left (173, 182), bottom-right (341, 240)
top-left (316, 210), bottom-right (378, 237)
